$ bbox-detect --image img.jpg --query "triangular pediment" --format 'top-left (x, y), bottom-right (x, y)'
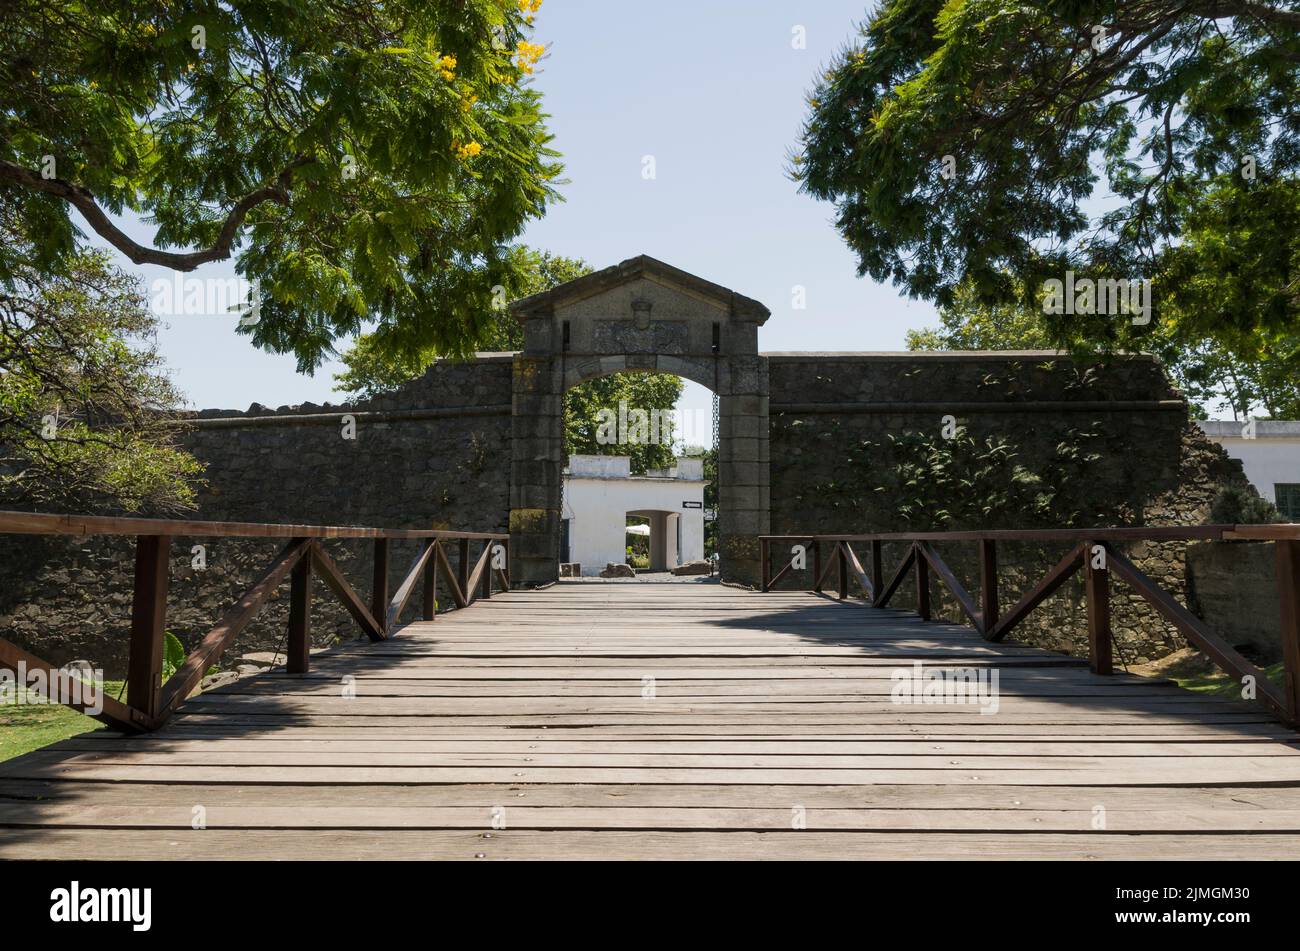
top-left (510, 255), bottom-right (770, 324)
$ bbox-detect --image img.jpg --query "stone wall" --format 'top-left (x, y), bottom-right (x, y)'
top-left (0, 356), bottom-right (514, 676)
top-left (1, 346), bottom-right (1258, 676)
top-left (765, 352), bottom-right (1252, 662)
top-left (1186, 541), bottom-right (1282, 663)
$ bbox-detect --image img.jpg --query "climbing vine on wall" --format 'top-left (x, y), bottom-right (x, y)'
top-left (791, 423), bottom-right (1110, 531)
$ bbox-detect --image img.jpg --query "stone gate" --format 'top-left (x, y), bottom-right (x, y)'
top-left (507, 256), bottom-right (771, 585)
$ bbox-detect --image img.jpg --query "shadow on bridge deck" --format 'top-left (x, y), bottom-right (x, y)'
top-left (1, 581), bottom-right (1299, 859)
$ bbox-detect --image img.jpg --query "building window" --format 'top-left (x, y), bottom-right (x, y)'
top-left (1276, 484), bottom-right (1300, 522)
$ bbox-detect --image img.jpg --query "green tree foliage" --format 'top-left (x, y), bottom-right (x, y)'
top-left (1156, 179), bottom-right (1300, 418)
top-left (0, 0), bottom-right (560, 370)
top-left (797, 1), bottom-right (1300, 374)
top-left (905, 281), bottom-right (1056, 352)
top-left (567, 372), bottom-right (683, 474)
top-left (335, 247), bottom-right (684, 472)
top-left (1208, 482), bottom-right (1281, 524)
top-left (0, 218), bottom-right (203, 514)
top-left (909, 278), bottom-right (1300, 419)
top-left (333, 247), bottom-right (586, 398)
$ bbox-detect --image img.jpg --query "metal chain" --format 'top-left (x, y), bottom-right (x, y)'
top-left (712, 391), bottom-right (719, 454)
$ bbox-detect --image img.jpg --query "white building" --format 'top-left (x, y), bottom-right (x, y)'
top-left (562, 455), bottom-right (706, 576)
top-left (1197, 420), bottom-right (1300, 521)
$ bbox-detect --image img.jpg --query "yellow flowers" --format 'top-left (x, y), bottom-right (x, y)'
top-left (519, 0), bottom-right (543, 22)
top-left (516, 41), bottom-right (545, 75)
top-left (460, 94), bottom-right (478, 114)
top-left (424, 50), bottom-right (457, 80)
top-left (454, 141), bottom-right (483, 161)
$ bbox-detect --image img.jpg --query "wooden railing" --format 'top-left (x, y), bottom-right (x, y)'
top-left (0, 511), bottom-right (509, 733)
top-left (760, 525), bottom-right (1300, 727)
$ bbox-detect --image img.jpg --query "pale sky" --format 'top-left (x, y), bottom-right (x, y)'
top-left (84, 1), bottom-right (940, 427)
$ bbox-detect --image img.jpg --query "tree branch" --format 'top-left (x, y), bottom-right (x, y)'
top-left (1196, 1), bottom-right (1300, 29)
top-left (0, 157), bottom-right (310, 271)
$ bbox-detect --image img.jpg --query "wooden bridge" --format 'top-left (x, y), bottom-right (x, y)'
top-left (1, 515), bottom-right (1300, 859)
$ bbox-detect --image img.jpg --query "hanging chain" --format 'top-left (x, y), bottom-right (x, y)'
top-left (712, 391), bottom-right (719, 454)
top-left (710, 390), bottom-right (720, 563)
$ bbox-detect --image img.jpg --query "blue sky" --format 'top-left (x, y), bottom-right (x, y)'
top-left (96, 1), bottom-right (939, 423)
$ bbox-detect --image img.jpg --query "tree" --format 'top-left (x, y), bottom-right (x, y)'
top-left (332, 247), bottom-right (586, 398)
top-left (335, 247), bottom-right (684, 472)
top-left (566, 371), bottom-right (682, 474)
top-left (1141, 332), bottom-right (1300, 421)
top-left (796, 1), bottom-right (1300, 360)
top-left (908, 277), bottom-right (1300, 420)
top-left (0, 0), bottom-right (559, 370)
top-left (0, 215), bottom-right (202, 514)
top-left (1155, 178), bottom-right (1300, 418)
top-left (904, 281), bottom-right (1057, 352)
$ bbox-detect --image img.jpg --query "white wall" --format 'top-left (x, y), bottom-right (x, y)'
top-left (1198, 421), bottom-right (1300, 516)
top-left (567, 455), bottom-right (632, 478)
top-left (563, 456), bottom-right (706, 576)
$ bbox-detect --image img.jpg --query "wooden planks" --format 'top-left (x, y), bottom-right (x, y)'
top-left (2, 579), bottom-right (1299, 860)
top-left (2, 829), bottom-right (1298, 860)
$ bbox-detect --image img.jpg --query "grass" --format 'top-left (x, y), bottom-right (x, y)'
top-left (1128, 647), bottom-right (1286, 702)
top-left (1175, 662), bottom-right (1285, 700)
top-left (0, 681), bottom-right (122, 763)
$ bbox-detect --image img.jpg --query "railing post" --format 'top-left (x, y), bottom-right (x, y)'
top-left (760, 537), bottom-right (770, 592)
top-left (422, 540), bottom-right (438, 620)
top-left (481, 541), bottom-right (494, 600)
top-left (1276, 539), bottom-right (1300, 723)
top-left (127, 534), bottom-right (171, 724)
top-left (371, 538), bottom-right (390, 632)
top-left (870, 540), bottom-right (883, 607)
top-left (979, 538), bottom-right (999, 635)
top-left (500, 538), bottom-right (511, 591)
top-left (812, 540), bottom-right (822, 593)
top-left (914, 542), bottom-right (931, 620)
top-left (837, 544), bottom-right (848, 600)
top-left (457, 537), bottom-right (470, 602)
top-left (1085, 541), bottom-right (1113, 675)
top-left (287, 542), bottom-right (312, 674)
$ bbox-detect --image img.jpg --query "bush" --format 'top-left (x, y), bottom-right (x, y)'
top-left (1208, 484), bottom-right (1281, 525)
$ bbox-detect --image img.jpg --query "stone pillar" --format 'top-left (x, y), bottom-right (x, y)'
top-left (510, 348), bottom-right (565, 586)
top-left (717, 352), bottom-right (769, 587)
top-left (666, 513), bottom-right (681, 569)
top-left (649, 512), bottom-right (669, 571)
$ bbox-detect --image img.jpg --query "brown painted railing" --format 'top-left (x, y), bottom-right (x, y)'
top-left (0, 511), bottom-right (509, 733)
top-left (760, 525), bottom-right (1300, 727)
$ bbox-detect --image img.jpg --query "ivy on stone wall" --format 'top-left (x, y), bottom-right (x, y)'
top-left (796, 424), bottom-right (1109, 531)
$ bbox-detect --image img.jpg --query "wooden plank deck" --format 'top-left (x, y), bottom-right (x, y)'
top-left (3, 580), bottom-right (1300, 860)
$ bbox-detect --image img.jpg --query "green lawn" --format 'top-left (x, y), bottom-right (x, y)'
top-left (1175, 662), bottom-right (1285, 701)
top-left (0, 681), bottom-right (121, 763)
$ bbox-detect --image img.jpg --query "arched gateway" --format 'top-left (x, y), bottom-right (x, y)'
top-left (508, 255), bottom-right (771, 585)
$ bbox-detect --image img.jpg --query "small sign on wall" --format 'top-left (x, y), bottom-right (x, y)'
top-left (682, 501), bottom-right (703, 509)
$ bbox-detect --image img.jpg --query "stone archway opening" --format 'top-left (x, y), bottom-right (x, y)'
top-left (508, 255), bottom-right (770, 586)
top-left (626, 510), bottom-right (679, 572)
top-left (558, 368), bottom-right (712, 578)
